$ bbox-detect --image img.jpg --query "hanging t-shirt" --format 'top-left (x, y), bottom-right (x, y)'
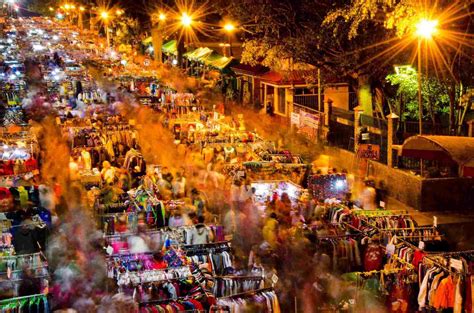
top-left (364, 243), bottom-right (384, 271)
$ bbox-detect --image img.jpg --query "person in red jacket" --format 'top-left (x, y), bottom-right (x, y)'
top-left (151, 252), bottom-right (168, 270)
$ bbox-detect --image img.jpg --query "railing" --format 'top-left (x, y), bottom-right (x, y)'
top-left (360, 114), bottom-right (387, 131)
top-left (331, 107), bottom-right (354, 122)
top-left (402, 121), bottom-right (450, 135)
top-left (293, 94), bottom-right (321, 111)
top-left (293, 102), bottom-right (323, 116)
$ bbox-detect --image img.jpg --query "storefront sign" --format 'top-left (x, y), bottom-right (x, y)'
top-left (290, 112), bottom-right (300, 126)
top-left (357, 144), bottom-right (380, 160)
top-left (301, 112), bottom-right (319, 129)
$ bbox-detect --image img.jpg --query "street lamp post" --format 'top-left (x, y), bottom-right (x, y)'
top-left (151, 12), bottom-right (166, 64)
top-left (415, 18), bottom-right (438, 135)
top-left (223, 23), bottom-right (235, 57)
top-left (417, 39), bottom-right (423, 135)
top-left (79, 6), bottom-right (85, 30)
top-left (100, 11), bottom-right (110, 49)
top-left (178, 12), bottom-right (193, 67)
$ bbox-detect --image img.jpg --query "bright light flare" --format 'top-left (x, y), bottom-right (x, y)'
top-left (224, 23), bottom-right (235, 32)
top-left (416, 19), bottom-right (439, 39)
top-left (181, 12), bottom-right (192, 27)
top-left (148, 0), bottom-right (212, 44)
top-left (100, 11), bottom-right (109, 19)
top-left (79, 6), bottom-right (85, 12)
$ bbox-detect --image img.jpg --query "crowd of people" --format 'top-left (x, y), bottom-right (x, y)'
top-left (0, 14), bottom-right (471, 313)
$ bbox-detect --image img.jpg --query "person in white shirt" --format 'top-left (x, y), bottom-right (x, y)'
top-left (186, 216), bottom-right (212, 245)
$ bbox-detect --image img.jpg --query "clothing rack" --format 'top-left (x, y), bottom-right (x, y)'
top-left (427, 249), bottom-right (474, 256)
top-left (138, 296), bottom-right (206, 309)
top-left (117, 266), bottom-right (192, 286)
top-left (353, 209), bottom-right (409, 216)
top-left (422, 255), bottom-right (455, 274)
top-left (182, 241), bottom-right (230, 249)
top-left (0, 274), bottom-right (50, 283)
top-left (378, 226), bottom-right (436, 231)
top-left (217, 287), bottom-right (275, 300)
top-left (107, 251), bottom-right (154, 258)
top-left (214, 275), bottom-right (263, 281)
top-left (317, 233), bottom-right (359, 239)
top-left (352, 266), bottom-right (415, 278)
top-left (393, 235), bottom-right (444, 239)
top-left (183, 241), bottom-right (231, 256)
top-left (0, 264), bottom-right (49, 275)
top-left (0, 293), bottom-right (47, 305)
top-left (0, 252), bottom-right (45, 260)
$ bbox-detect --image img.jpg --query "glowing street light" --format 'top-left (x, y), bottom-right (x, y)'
top-left (158, 12), bottom-right (166, 22)
top-left (223, 22), bottom-right (236, 57)
top-left (100, 11), bottom-right (111, 49)
top-left (79, 6), bottom-right (85, 12)
top-left (416, 19), bottom-right (438, 39)
top-left (414, 18), bottom-right (439, 135)
top-left (100, 11), bottom-right (109, 20)
top-left (116, 9), bottom-right (124, 16)
top-left (181, 13), bottom-right (192, 27)
top-left (223, 23), bottom-right (235, 32)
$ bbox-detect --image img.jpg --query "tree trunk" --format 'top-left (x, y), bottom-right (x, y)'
top-left (448, 81), bottom-right (456, 135)
top-left (177, 38), bottom-right (185, 67)
top-left (151, 26), bottom-right (163, 64)
top-left (357, 73), bottom-right (372, 116)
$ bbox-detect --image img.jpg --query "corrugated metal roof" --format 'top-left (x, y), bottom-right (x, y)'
top-left (402, 135), bottom-right (474, 165)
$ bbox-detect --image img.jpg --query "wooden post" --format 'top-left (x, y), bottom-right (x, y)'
top-left (151, 26), bottom-right (163, 64)
top-left (468, 120), bottom-right (474, 137)
top-left (386, 113), bottom-right (399, 168)
top-left (354, 105), bottom-right (364, 153)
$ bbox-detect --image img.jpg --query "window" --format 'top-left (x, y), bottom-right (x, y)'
top-left (278, 88), bottom-right (286, 114)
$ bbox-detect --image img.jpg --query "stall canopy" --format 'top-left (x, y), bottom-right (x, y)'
top-left (208, 56), bottom-right (234, 70)
top-left (184, 47), bottom-right (213, 61)
top-left (202, 52), bottom-right (234, 70)
top-left (401, 135), bottom-right (474, 177)
top-left (162, 40), bottom-right (177, 55)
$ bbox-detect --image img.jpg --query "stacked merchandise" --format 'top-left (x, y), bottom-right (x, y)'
top-left (108, 248), bottom-right (214, 311)
top-left (214, 288), bottom-right (281, 313)
top-left (308, 173), bottom-right (348, 200)
top-left (103, 225), bottom-right (225, 255)
top-left (0, 132), bottom-right (39, 180)
top-left (65, 124), bottom-right (139, 168)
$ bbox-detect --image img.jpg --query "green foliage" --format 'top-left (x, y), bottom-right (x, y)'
top-left (323, 0), bottom-right (419, 39)
top-left (27, 0), bottom-right (61, 15)
top-left (114, 17), bottom-right (140, 46)
top-left (386, 67), bottom-right (452, 120)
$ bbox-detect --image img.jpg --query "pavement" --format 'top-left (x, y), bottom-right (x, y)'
top-left (384, 196), bottom-right (474, 226)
